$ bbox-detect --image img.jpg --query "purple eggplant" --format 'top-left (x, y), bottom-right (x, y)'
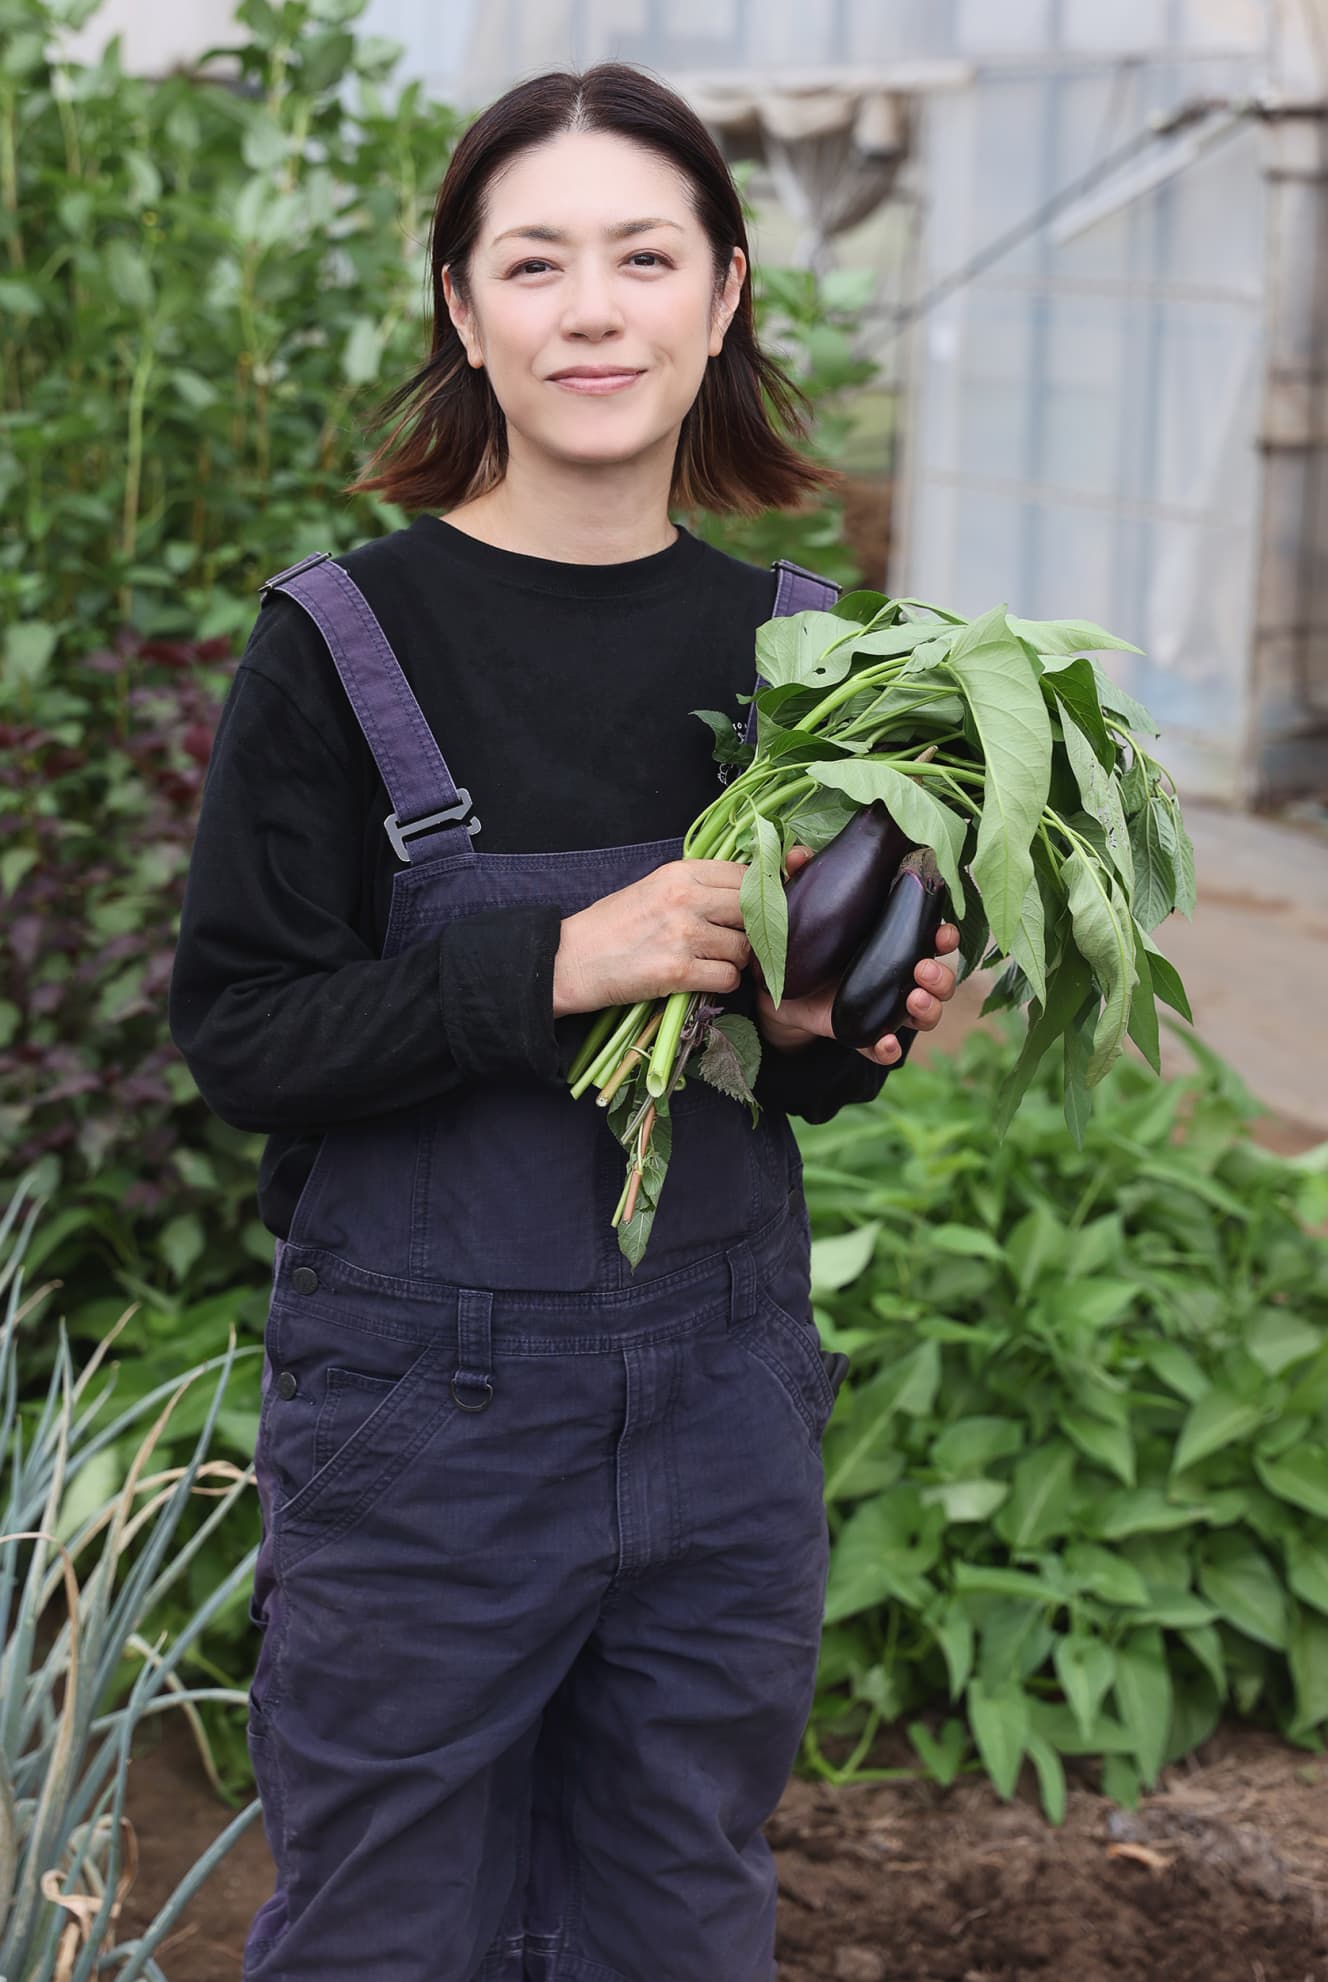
top-left (782, 800), bottom-right (914, 1001)
top-left (831, 847), bottom-right (948, 1048)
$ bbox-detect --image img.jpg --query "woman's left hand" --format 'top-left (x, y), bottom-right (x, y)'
top-left (752, 845), bottom-right (962, 1068)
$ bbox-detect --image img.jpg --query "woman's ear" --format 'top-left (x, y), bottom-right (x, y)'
top-left (442, 265), bottom-right (484, 369)
top-left (709, 247), bottom-right (747, 358)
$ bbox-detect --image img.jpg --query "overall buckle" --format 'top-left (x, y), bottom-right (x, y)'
top-left (259, 551), bottom-right (334, 595)
top-left (384, 788), bottom-right (481, 861)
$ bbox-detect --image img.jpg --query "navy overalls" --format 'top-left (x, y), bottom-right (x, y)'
top-left (244, 550), bottom-right (844, 1982)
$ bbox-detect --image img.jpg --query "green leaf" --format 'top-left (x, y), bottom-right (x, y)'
top-left (1144, 1340), bottom-right (1209, 1403)
top-left (1092, 1487), bottom-right (1208, 1539)
top-left (1287, 1603), bottom-right (1328, 1736)
top-left (105, 238), bottom-right (155, 313)
top-left (754, 610), bottom-right (856, 690)
top-left (1060, 1408), bottom-right (1135, 1486)
top-left (158, 1213), bottom-right (205, 1284)
top-left (878, 1339), bottom-right (942, 1418)
top-left (1039, 655), bottom-right (1115, 763)
top-left (809, 1223), bottom-right (879, 1293)
top-left (807, 758), bottom-right (967, 913)
top-left (1171, 1386), bottom-right (1265, 1475)
top-left (1252, 1443), bottom-right (1328, 1519)
top-left (1197, 1536), bottom-right (1289, 1650)
top-left (1244, 1308), bottom-right (1322, 1378)
top-left (342, 315), bottom-right (384, 385)
top-left (947, 607), bottom-right (1052, 950)
top-left (1089, 660), bottom-right (1160, 738)
top-left (931, 1598), bottom-right (975, 1700)
top-left (1156, 797), bottom-right (1197, 918)
top-left (920, 1478), bottom-right (1010, 1523)
top-left (952, 1563), bottom-right (1063, 1604)
top-left (966, 1676), bottom-right (1029, 1801)
top-left (1008, 868), bottom-right (1048, 1009)
top-left (1130, 1590), bottom-right (1220, 1629)
top-left (693, 1014), bottom-right (761, 1124)
top-left (1059, 711), bottom-right (1133, 894)
top-left (823, 1488), bottom-right (943, 1622)
top-left (1007, 615), bottom-right (1143, 657)
top-left (1063, 1543), bottom-right (1150, 1607)
top-left (1178, 1623), bottom-right (1228, 1700)
top-left (1126, 802), bottom-right (1176, 930)
top-left (1025, 1728), bottom-right (1068, 1826)
top-left (993, 945), bottom-right (1094, 1139)
top-left (740, 808), bottom-right (788, 1006)
top-left (993, 1440), bottom-right (1078, 1550)
top-left (1063, 996), bottom-right (1095, 1144)
top-left (1126, 923), bottom-right (1162, 1074)
top-left (4, 620), bottom-right (58, 688)
top-left (1284, 1531), bottom-right (1328, 1618)
top-left (1053, 1633), bottom-right (1116, 1743)
top-left (1060, 848), bottom-right (1139, 1084)
top-left (931, 1416), bottom-right (1025, 1476)
top-left (1102, 1754), bottom-right (1143, 1806)
top-left (1113, 1625), bottom-right (1172, 1786)
top-left (0, 277), bottom-right (44, 318)
top-left (908, 1716), bottom-right (969, 1787)
top-left (1138, 931), bottom-right (1193, 1021)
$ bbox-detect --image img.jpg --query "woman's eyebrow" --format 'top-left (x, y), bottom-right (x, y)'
top-left (491, 217), bottom-right (685, 247)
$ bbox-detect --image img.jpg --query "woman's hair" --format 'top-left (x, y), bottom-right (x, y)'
top-left (346, 62), bottom-right (839, 519)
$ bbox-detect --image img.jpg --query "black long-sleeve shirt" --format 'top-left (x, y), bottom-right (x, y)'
top-left (169, 514), bottom-right (909, 1237)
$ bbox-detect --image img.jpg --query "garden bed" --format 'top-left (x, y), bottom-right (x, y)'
top-left (121, 1715), bottom-right (1326, 1980)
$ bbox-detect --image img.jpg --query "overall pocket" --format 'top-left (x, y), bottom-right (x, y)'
top-left (736, 1287), bottom-right (840, 1451)
top-left (263, 1299), bottom-right (450, 1559)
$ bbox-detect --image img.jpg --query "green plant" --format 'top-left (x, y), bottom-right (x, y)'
top-left (1, 1171), bottom-right (262, 1978)
top-left (569, 592), bottom-right (1196, 1264)
top-left (797, 1019), bottom-right (1328, 1820)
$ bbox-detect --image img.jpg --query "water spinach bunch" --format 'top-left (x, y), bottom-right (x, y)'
top-left (566, 590), bottom-right (1197, 1267)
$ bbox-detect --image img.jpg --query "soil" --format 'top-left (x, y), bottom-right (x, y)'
top-left (120, 1713), bottom-right (1328, 1982)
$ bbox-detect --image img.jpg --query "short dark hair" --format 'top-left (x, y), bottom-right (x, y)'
top-left (346, 62), bottom-right (840, 519)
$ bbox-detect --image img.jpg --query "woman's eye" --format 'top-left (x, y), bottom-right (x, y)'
top-left (508, 252), bottom-right (671, 277)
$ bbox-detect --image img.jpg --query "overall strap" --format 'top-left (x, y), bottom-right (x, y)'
top-left (259, 551), bottom-right (479, 865)
top-left (742, 555), bottom-right (840, 749)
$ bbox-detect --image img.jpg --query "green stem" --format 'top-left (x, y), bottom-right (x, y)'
top-left (646, 990), bottom-right (693, 1098)
top-left (570, 999), bottom-right (651, 1099)
top-left (565, 1003), bottom-right (623, 1087)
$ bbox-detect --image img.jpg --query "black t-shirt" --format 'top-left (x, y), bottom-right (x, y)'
top-left (169, 515), bottom-right (904, 1237)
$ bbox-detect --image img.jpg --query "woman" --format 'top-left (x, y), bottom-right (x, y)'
top-left (170, 61), bottom-right (959, 1982)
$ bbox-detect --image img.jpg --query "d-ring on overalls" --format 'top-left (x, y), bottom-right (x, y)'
top-left (244, 551), bottom-right (847, 1982)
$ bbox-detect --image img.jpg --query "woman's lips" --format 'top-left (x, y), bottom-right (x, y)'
top-left (550, 371), bottom-right (643, 394)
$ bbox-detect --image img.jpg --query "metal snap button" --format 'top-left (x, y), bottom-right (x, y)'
top-left (276, 1369), bottom-right (298, 1400)
top-left (292, 1266), bottom-right (319, 1295)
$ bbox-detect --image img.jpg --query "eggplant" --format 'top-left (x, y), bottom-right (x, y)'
top-left (782, 800), bottom-right (914, 1001)
top-left (831, 847), bottom-right (948, 1048)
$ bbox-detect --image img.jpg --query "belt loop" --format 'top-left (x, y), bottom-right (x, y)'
top-left (726, 1240), bottom-right (758, 1330)
top-left (452, 1288), bottom-right (494, 1412)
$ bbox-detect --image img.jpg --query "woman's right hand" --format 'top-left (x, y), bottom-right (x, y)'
top-left (552, 859), bottom-right (752, 1016)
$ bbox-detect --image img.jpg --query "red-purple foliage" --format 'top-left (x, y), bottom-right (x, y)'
top-left (1, 636), bottom-right (236, 1215)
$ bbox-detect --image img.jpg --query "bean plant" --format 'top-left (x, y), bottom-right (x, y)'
top-left (800, 1020), bottom-right (1328, 1818)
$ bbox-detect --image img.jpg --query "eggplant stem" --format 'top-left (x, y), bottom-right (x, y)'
top-left (621, 1165), bottom-right (644, 1225)
top-left (636, 1102), bottom-right (656, 1166)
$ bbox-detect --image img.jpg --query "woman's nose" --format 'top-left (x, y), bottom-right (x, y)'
top-left (559, 263), bottom-right (625, 340)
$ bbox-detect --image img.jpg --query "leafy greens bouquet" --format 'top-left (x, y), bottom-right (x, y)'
top-left (566, 590), bottom-right (1196, 1266)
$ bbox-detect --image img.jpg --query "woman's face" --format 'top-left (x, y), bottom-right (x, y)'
top-left (442, 130), bottom-right (745, 477)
